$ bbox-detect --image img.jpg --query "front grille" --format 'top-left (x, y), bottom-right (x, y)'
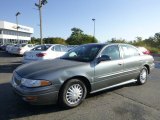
top-left (14, 72), bottom-right (22, 86)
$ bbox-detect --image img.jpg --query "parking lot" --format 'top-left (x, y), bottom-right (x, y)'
top-left (0, 50), bottom-right (160, 120)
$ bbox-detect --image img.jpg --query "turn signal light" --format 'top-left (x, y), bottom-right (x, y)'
top-left (40, 80), bottom-right (52, 86)
top-left (24, 96), bottom-right (37, 102)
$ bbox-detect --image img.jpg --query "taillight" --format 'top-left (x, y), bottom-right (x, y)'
top-left (143, 51), bottom-right (150, 55)
top-left (36, 53), bottom-right (46, 57)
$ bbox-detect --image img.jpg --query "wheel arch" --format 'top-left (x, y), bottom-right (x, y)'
top-left (143, 64), bottom-right (150, 74)
top-left (59, 76), bottom-right (91, 97)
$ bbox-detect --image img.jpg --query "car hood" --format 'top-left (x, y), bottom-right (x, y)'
top-left (15, 58), bottom-right (87, 78)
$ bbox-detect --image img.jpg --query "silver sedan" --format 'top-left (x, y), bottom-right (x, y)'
top-left (11, 43), bottom-right (154, 108)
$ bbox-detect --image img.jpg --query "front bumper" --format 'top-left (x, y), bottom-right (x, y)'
top-left (12, 86), bottom-right (59, 105)
top-left (11, 75), bottom-right (60, 105)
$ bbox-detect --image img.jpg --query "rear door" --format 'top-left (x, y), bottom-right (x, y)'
top-left (120, 45), bottom-right (141, 80)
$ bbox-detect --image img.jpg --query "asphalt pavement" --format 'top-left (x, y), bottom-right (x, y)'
top-left (0, 51), bottom-right (160, 120)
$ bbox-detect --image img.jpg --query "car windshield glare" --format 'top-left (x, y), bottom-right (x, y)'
top-left (61, 44), bottom-right (104, 62)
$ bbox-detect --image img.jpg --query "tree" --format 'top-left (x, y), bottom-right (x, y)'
top-left (154, 33), bottom-right (160, 48)
top-left (66, 27), bottom-right (98, 45)
top-left (28, 37), bottom-right (41, 44)
top-left (108, 38), bottom-right (127, 43)
top-left (44, 37), bottom-right (66, 44)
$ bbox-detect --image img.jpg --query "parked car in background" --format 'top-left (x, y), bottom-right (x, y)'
top-left (137, 47), bottom-right (151, 55)
top-left (10, 44), bottom-right (35, 55)
top-left (22, 44), bottom-right (68, 63)
top-left (1, 44), bottom-right (10, 51)
top-left (13, 44), bottom-right (34, 55)
top-left (0, 44), bottom-right (3, 50)
top-left (6, 44), bottom-right (16, 53)
top-left (11, 43), bottom-right (154, 108)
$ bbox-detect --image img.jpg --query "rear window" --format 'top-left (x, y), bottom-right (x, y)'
top-left (32, 45), bottom-right (51, 51)
top-left (21, 44), bottom-right (26, 47)
top-left (28, 44), bottom-right (33, 47)
top-left (61, 45), bottom-right (68, 52)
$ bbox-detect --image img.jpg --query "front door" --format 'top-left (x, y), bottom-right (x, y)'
top-left (93, 45), bottom-right (124, 90)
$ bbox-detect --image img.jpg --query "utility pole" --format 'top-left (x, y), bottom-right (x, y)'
top-left (35, 0), bottom-right (48, 45)
top-left (16, 12), bottom-right (20, 44)
top-left (92, 18), bottom-right (96, 39)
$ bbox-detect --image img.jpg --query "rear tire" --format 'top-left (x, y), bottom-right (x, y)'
top-left (137, 66), bottom-right (148, 85)
top-left (59, 79), bottom-right (87, 108)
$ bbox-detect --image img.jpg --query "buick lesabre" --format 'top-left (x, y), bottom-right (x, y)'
top-left (11, 43), bottom-right (154, 108)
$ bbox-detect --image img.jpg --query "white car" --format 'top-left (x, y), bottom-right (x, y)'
top-left (10, 44), bottom-right (35, 55)
top-left (22, 44), bottom-right (68, 63)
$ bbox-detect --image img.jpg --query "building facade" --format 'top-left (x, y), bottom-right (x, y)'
top-left (0, 21), bottom-right (34, 45)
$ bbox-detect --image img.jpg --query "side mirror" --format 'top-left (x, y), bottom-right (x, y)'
top-left (97, 55), bottom-right (111, 63)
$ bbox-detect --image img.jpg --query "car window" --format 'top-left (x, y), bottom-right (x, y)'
top-left (54, 45), bottom-right (61, 51)
top-left (32, 45), bottom-right (51, 51)
top-left (121, 45), bottom-right (140, 58)
top-left (21, 44), bottom-right (26, 47)
top-left (101, 45), bottom-right (120, 60)
top-left (61, 45), bottom-right (68, 52)
top-left (28, 45), bottom-right (33, 47)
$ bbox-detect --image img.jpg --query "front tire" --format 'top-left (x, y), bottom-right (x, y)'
top-left (137, 66), bottom-right (148, 85)
top-left (59, 79), bottom-right (87, 108)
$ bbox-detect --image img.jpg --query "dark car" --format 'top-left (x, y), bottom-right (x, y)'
top-left (11, 43), bottom-right (154, 108)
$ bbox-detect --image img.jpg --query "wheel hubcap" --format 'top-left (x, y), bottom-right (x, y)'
top-left (66, 84), bottom-right (83, 105)
top-left (140, 69), bottom-right (147, 83)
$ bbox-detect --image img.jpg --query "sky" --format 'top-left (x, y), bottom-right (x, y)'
top-left (1, 0), bottom-right (160, 42)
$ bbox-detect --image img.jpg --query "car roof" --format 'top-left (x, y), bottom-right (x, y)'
top-left (82, 43), bottom-right (133, 46)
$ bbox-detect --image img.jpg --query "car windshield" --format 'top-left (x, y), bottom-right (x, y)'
top-left (61, 44), bottom-right (104, 62)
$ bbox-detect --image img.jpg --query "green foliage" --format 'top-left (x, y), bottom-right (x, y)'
top-left (107, 33), bottom-right (160, 54)
top-left (44, 37), bottom-right (66, 44)
top-left (28, 37), bottom-right (41, 44)
top-left (108, 38), bottom-right (127, 43)
top-left (66, 27), bottom-right (98, 45)
top-left (29, 29), bottom-right (160, 54)
top-left (145, 46), bottom-right (160, 54)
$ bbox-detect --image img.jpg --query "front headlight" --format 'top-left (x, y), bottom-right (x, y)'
top-left (21, 78), bottom-right (52, 88)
